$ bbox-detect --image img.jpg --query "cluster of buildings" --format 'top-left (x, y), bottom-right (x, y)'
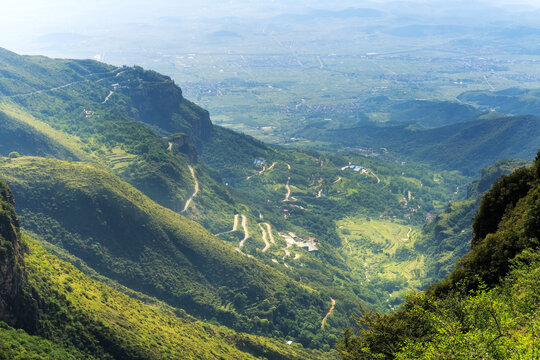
top-left (280, 232), bottom-right (319, 254)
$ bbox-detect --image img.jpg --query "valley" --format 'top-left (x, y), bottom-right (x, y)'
top-left (0, 21), bottom-right (539, 356)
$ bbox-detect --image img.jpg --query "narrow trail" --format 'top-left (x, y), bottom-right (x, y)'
top-left (283, 177), bottom-right (292, 202)
top-left (258, 224), bottom-right (271, 252)
top-left (167, 142), bottom-right (173, 151)
top-left (401, 227), bottom-right (412, 241)
top-left (215, 214), bottom-right (239, 236)
top-left (234, 247), bottom-right (254, 259)
top-left (238, 215), bottom-right (250, 248)
top-left (321, 298), bottom-right (336, 329)
top-left (333, 177), bottom-right (342, 184)
top-left (263, 223), bottom-right (275, 244)
top-left (365, 168), bottom-right (381, 184)
top-left (247, 161), bottom-right (277, 180)
top-left (102, 90), bottom-right (114, 104)
top-left (182, 165), bottom-right (199, 212)
top-left (7, 68), bottom-right (123, 98)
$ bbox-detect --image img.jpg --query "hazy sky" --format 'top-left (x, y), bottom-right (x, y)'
top-left (1, 0), bottom-right (539, 55)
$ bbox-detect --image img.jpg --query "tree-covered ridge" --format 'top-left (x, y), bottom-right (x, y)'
top-left (0, 156), bottom-right (341, 348)
top-left (295, 112), bottom-right (540, 175)
top-left (338, 151), bottom-right (540, 359)
top-left (0, 178), bottom-right (333, 359)
top-left (415, 158), bottom-right (530, 283)
top-left (458, 87), bottom-right (540, 117)
top-left (0, 48), bottom-right (470, 319)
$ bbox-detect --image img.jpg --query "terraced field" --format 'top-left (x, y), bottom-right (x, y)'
top-left (337, 217), bottom-right (424, 304)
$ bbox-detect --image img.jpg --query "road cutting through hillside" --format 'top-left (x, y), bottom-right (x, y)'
top-left (333, 176), bottom-right (342, 184)
top-left (246, 161), bottom-right (277, 180)
top-left (8, 68), bottom-right (123, 98)
top-left (283, 177), bottom-right (292, 202)
top-left (215, 214), bottom-right (240, 236)
top-left (102, 90), bottom-right (114, 104)
top-left (238, 215), bottom-right (250, 248)
top-left (263, 223), bottom-right (275, 244)
top-left (367, 169), bottom-right (381, 184)
top-left (321, 298), bottom-right (336, 329)
top-left (258, 224), bottom-right (271, 252)
top-left (401, 227), bottom-right (412, 241)
top-left (181, 165), bottom-right (199, 212)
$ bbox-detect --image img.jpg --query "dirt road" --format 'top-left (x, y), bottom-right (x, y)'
top-left (102, 90), bottom-right (114, 104)
top-left (258, 223), bottom-right (270, 252)
top-left (182, 166), bottom-right (199, 212)
top-left (321, 298), bottom-right (336, 329)
top-left (239, 215), bottom-right (250, 248)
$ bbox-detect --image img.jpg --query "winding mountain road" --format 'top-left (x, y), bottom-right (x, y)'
top-left (321, 298), bottom-right (336, 329)
top-left (283, 178), bottom-right (292, 202)
top-left (401, 227), bottom-right (412, 242)
top-left (247, 161), bottom-right (277, 180)
top-left (215, 214), bottom-right (240, 236)
top-left (238, 215), bottom-right (250, 248)
top-left (7, 68), bottom-right (123, 98)
top-left (263, 223), bottom-right (275, 244)
top-left (182, 165), bottom-right (199, 212)
top-left (102, 90), bottom-right (114, 104)
top-left (258, 223), bottom-right (271, 252)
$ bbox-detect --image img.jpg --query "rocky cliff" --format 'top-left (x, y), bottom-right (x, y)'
top-left (120, 67), bottom-right (213, 148)
top-left (0, 180), bottom-right (30, 328)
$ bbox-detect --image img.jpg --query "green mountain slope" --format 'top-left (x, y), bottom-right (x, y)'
top-left (458, 87), bottom-right (540, 116)
top-left (298, 114), bottom-right (540, 174)
top-left (337, 151), bottom-right (540, 359)
top-left (0, 179), bottom-right (330, 359)
top-left (0, 156), bottom-right (342, 347)
top-left (0, 48), bottom-right (471, 315)
top-left (415, 158), bottom-right (530, 282)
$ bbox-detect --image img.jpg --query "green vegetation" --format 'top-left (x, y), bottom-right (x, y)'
top-left (416, 158), bottom-right (531, 283)
top-left (458, 87), bottom-right (540, 117)
top-left (1, 48), bottom-right (538, 356)
top-left (337, 217), bottom-right (422, 303)
top-left (0, 178), bottom-right (333, 359)
top-left (295, 113), bottom-right (540, 175)
top-left (0, 156), bottom-right (342, 348)
top-left (337, 152), bottom-right (540, 359)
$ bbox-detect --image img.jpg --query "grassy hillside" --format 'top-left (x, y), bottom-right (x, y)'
top-left (0, 156), bottom-right (345, 348)
top-left (337, 151), bottom-right (540, 359)
top-left (0, 179), bottom-right (332, 359)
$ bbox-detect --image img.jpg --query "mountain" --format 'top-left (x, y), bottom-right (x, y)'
top-left (0, 156), bottom-right (342, 347)
top-left (0, 179), bottom-right (330, 359)
top-left (337, 152), bottom-right (540, 359)
top-left (297, 113), bottom-right (540, 175)
top-left (415, 158), bottom-right (531, 283)
top-left (2, 47), bottom-right (535, 355)
top-left (458, 87), bottom-right (540, 117)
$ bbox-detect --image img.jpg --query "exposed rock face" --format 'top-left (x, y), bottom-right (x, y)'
top-left (122, 68), bottom-right (213, 148)
top-left (0, 180), bottom-right (27, 327)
